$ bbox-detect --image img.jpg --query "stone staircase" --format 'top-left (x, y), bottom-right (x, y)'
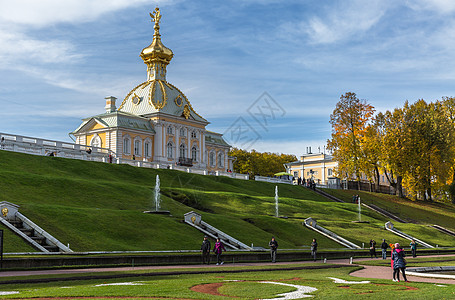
top-left (184, 211), bottom-right (254, 250)
top-left (8, 219), bottom-right (59, 252)
top-left (0, 201), bottom-right (72, 253)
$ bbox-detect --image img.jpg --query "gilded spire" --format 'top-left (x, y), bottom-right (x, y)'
top-left (140, 7), bottom-right (173, 81)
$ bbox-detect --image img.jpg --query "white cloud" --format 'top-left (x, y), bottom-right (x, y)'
top-left (405, 0), bottom-right (455, 13)
top-left (0, 30), bottom-right (83, 66)
top-left (0, 0), bottom-right (159, 27)
top-left (282, 0), bottom-right (389, 44)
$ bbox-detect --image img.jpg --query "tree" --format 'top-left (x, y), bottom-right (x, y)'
top-left (229, 148), bottom-right (296, 178)
top-left (327, 92), bottom-right (375, 189)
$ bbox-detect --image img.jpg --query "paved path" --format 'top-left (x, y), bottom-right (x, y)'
top-left (0, 255), bottom-right (453, 285)
top-left (347, 255), bottom-right (455, 285)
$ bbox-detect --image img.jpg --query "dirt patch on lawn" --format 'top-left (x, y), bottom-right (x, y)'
top-left (190, 282), bottom-right (238, 298)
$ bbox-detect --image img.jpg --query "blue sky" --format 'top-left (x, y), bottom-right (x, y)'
top-left (1, 0), bottom-right (455, 156)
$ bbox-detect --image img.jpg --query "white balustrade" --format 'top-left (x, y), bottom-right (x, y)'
top-left (0, 132), bottom-right (249, 180)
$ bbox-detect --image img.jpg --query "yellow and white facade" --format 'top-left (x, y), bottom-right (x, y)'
top-left (285, 153), bottom-right (338, 185)
top-left (72, 8), bottom-right (233, 172)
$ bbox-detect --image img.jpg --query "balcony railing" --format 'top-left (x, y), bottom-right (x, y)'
top-left (177, 157), bottom-right (193, 167)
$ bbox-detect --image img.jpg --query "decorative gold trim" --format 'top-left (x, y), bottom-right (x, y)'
top-left (166, 82), bottom-right (206, 121)
top-left (174, 95), bottom-right (183, 107)
top-left (132, 93), bottom-right (141, 105)
top-left (1, 207), bottom-right (8, 218)
top-left (148, 79), bottom-right (168, 110)
top-left (119, 81), bottom-right (149, 110)
top-left (183, 104), bottom-right (190, 119)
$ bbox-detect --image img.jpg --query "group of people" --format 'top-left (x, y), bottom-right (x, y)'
top-left (200, 236), bottom-right (226, 265)
top-left (376, 239), bottom-right (418, 282)
top-left (200, 236), bottom-right (318, 265)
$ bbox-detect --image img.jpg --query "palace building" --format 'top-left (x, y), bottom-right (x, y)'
top-left (72, 8), bottom-right (234, 172)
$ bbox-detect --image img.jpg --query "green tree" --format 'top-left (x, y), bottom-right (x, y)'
top-left (229, 148), bottom-right (296, 178)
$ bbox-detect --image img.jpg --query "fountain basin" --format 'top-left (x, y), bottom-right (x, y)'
top-left (143, 210), bottom-right (171, 215)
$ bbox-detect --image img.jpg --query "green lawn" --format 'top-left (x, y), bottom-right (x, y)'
top-left (0, 264), bottom-right (453, 299)
top-left (0, 150), bottom-right (454, 253)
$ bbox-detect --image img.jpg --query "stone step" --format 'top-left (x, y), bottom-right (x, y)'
top-left (19, 228), bottom-right (34, 236)
top-left (31, 236), bottom-right (47, 245)
top-left (43, 245), bottom-right (59, 252)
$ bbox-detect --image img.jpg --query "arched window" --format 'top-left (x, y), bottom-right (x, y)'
top-left (191, 146), bottom-right (197, 162)
top-left (180, 128), bottom-right (186, 137)
top-left (91, 134), bottom-right (102, 148)
top-left (123, 136), bottom-right (131, 154)
top-left (209, 151), bottom-right (215, 167)
top-left (179, 143), bottom-right (186, 158)
top-left (218, 151), bottom-right (224, 168)
top-left (167, 142), bottom-right (173, 158)
top-left (167, 126), bottom-right (173, 135)
top-left (134, 138), bottom-right (142, 156)
top-left (144, 139), bottom-right (151, 157)
top-left (191, 131), bottom-right (197, 139)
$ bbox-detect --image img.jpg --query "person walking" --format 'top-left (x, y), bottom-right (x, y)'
top-left (369, 239), bottom-right (377, 258)
top-left (392, 243), bottom-right (408, 282)
top-left (200, 236), bottom-right (211, 264)
top-left (213, 238), bottom-right (226, 265)
top-left (410, 239), bottom-right (418, 258)
top-left (380, 239), bottom-right (388, 259)
top-left (311, 238), bottom-right (318, 262)
top-left (269, 237), bottom-right (278, 263)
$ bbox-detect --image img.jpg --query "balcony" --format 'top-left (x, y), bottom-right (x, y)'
top-left (177, 157), bottom-right (193, 167)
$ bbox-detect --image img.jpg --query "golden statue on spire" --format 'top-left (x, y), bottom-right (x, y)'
top-left (150, 7), bottom-right (161, 26)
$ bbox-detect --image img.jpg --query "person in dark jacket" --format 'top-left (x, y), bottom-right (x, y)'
top-left (213, 238), bottom-right (226, 265)
top-left (200, 236), bottom-right (211, 264)
top-left (311, 238), bottom-right (318, 262)
top-left (269, 237), bottom-right (278, 263)
top-left (380, 239), bottom-right (388, 259)
top-left (392, 243), bottom-right (408, 282)
top-left (369, 239), bottom-right (377, 258)
top-left (410, 240), bottom-right (418, 258)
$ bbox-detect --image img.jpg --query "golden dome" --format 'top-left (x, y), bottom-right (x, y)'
top-left (140, 7), bottom-right (173, 64)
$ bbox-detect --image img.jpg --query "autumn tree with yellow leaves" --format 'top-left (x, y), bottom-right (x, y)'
top-left (327, 92), bottom-right (375, 190)
top-left (328, 92), bottom-right (455, 202)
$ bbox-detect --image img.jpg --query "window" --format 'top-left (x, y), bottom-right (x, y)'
top-left (179, 143), bottom-right (186, 158)
top-left (167, 142), bottom-right (173, 158)
top-left (167, 126), bottom-right (173, 135)
top-left (144, 141), bottom-right (150, 157)
top-left (123, 136), bottom-right (130, 154)
top-left (191, 146), bottom-right (197, 161)
top-left (382, 175), bottom-right (385, 183)
top-left (91, 134), bottom-right (101, 148)
top-left (180, 128), bottom-right (186, 136)
top-left (328, 168), bottom-right (333, 176)
top-left (294, 171), bottom-right (298, 178)
top-left (209, 152), bottom-right (215, 167)
top-left (134, 139), bottom-right (141, 156)
top-left (191, 131), bottom-right (197, 139)
top-left (218, 152), bottom-right (224, 168)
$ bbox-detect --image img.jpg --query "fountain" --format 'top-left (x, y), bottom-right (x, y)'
top-left (275, 186), bottom-right (279, 217)
top-left (358, 196), bottom-right (361, 222)
top-left (154, 174), bottom-right (161, 211)
top-left (143, 175), bottom-right (170, 215)
top-left (352, 196), bottom-right (368, 223)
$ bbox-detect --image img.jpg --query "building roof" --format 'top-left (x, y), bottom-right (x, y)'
top-left (117, 80), bottom-right (207, 123)
top-left (205, 131), bottom-right (230, 147)
top-left (72, 111), bottom-right (155, 134)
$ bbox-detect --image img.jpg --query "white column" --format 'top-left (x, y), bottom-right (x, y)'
top-left (201, 130), bottom-right (205, 166)
top-left (187, 128), bottom-right (190, 159)
top-left (154, 123), bottom-right (162, 161)
top-left (175, 125), bottom-right (180, 160)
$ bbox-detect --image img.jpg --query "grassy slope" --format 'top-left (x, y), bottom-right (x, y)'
top-left (0, 150), bottom-right (454, 252)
